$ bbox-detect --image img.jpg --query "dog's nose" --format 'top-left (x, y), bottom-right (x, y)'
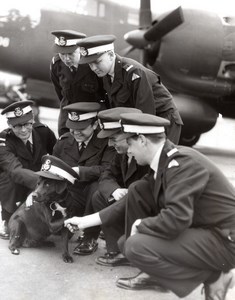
top-left (32, 192), bottom-right (38, 201)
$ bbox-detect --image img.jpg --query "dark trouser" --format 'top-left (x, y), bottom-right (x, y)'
top-left (68, 181), bottom-right (100, 241)
top-left (92, 190), bottom-right (125, 252)
top-left (1, 208), bottom-right (12, 223)
top-left (118, 179), bottom-right (235, 298)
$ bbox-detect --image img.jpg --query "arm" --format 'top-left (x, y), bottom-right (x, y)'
top-left (78, 143), bottom-right (115, 182)
top-left (64, 212), bottom-right (102, 233)
top-left (137, 155), bottom-right (209, 239)
top-left (0, 144), bottom-right (38, 189)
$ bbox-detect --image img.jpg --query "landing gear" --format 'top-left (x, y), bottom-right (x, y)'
top-left (179, 134), bottom-right (200, 147)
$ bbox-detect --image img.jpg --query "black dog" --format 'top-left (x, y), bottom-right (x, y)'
top-left (8, 176), bottom-right (74, 263)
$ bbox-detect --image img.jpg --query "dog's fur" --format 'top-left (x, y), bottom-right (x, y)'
top-left (8, 176), bottom-right (74, 263)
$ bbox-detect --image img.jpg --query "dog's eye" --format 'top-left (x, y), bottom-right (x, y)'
top-left (45, 183), bottom-right (50, 188)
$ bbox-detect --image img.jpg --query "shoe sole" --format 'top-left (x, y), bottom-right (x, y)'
top-left (95, 258), bottom-right (131, 267)
top-left (116, 281), bottom-right (164, 291)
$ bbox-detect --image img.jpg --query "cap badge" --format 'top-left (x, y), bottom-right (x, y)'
top-left (41, 159), bottom-right (51, 171)
top-left (14, 107), bottom-right (23, 117)
top-left (58, 36), bottom-right (67, 46)
top-left (98, 119), bottom-right (104, 129)
top-left (70, 112), bottom-right (79, 121)
top-left (80, 47), bottom-right (88, 57)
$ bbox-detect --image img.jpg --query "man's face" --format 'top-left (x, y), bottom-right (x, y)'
top-left (70, 122), bottom-right (96, 143)
top-left (126, 136), bottom-right (148, 165)
top-left (59, 47), bottom-right (81, 68)
top-left (9, 119), bottom-right (34, 143)
top-left (108, 132), bottom-right (129, 154)
top-left (88, 52), bottom-right (113, 77)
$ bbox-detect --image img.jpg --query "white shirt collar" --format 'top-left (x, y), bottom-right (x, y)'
top-left (150, 141), bottom-right (165, 174)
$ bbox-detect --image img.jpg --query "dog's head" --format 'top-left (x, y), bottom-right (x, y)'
top-left (32, 176), bottom-right (68, 203)
top-left (33, 155), bottom-right (78, 203)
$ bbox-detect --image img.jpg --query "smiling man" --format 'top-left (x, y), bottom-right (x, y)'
top-left (0, 100), bottom-right (56, 239)
top-left (53, 102), bottom-right (115, 255)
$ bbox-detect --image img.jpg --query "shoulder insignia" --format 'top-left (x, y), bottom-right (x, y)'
top-left (132, 73), bottom-right (140, 81)
top-left (58, 132), bottom-right (70, 140)
top-left (123, 64), bottom-right (133, 72)
top-left (52, 54), bottom-right (60, 65)
top-left (0, 137), bottom-right (6, 146)
top-left (167, 148), bottom-right (178, 157)
top-left (168, 159), bottom-right (179, 169)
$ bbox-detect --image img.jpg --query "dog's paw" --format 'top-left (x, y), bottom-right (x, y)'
top-left (10, 248), bottom-right (20, 255)
top-left (63, 253), bottom-right (73, 263)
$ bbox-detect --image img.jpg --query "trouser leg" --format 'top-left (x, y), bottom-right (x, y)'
top-left (93, 190), bottom-right (124, 252)
top-left (125, 179), bottom-right (157, 238)
top-left (83, 181), bottom-right (100, 241)
top-left (123, 228), bottom-right (235, 297)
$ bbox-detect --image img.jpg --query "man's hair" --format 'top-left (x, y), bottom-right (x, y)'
top-left (130, 132), bottom-right (166, 143)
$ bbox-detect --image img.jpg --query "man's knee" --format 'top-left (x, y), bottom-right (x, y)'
top-left (124, 234), bottom-right (144, 261)
top-left (92, 190), bottom-right (106, 212)
top-left (128, 179), bottom-right (149, 195)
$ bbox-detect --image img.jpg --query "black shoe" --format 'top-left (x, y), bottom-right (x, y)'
top-left (95, 252), bottom-right (131, 267)
top-left (116, 272), bottom-right (164, 291)
top-left (73, 238), bottom-right (98, 255)
top-left (204, 271), bottom-right (234, 300)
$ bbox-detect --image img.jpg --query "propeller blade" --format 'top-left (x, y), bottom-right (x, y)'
top-left (139, 0), bottom-right (152, 29)
top-left (144, 6), bottom-right (184, 41)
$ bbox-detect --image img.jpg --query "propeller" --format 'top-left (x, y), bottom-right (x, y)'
top-left (122, 0), bottom-right (184, 66)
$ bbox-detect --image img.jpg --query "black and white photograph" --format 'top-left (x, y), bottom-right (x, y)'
top-left (0, 0), bottom-right (235, 299)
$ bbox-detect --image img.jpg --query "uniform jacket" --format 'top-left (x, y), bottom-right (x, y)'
top-left (137, 140), bottom-right (235, 241)
top-left (50, 55), bottom-right (107, 135)
top-left (98, 153), bottom-right (149, 199)
top-left (103, 54), bottom-right (183, 125)
top-left (0, 123), bottom-right (56, 213)
top-left (52, 130), bottom-right (115, 182)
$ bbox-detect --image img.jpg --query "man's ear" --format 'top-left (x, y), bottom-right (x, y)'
top-left (92, 120), bottom-right (98, 130)
top-left (138, 134), bottom-right (147, 146)
top-left (55, 180), bottom-right (67, 194)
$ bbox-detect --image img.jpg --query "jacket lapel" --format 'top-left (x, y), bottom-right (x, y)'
top-left (125, 157), bottom-right (138, 183)
top-left (153, 140), bottom-right (177, 204)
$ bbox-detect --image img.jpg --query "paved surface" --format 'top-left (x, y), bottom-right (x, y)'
top-left (1, 112), bottom-right (235, 300)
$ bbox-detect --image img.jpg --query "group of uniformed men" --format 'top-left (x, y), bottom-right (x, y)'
top-left (0, 30), bottom-right (235, 300)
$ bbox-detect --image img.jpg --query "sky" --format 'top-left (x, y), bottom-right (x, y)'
top-left (1, 0), bottom-right (235, 17)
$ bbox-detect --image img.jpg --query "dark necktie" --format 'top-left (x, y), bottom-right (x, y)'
top-left (79, 142), bottom-right (86, 156)
top-left (26, 140), bottom-right (33, 153)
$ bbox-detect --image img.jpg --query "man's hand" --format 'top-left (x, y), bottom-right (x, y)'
top-left (130, 219), bottom-right (141, 236)
top-left (64, 217), bottom-right (81, 233)
top-left (112, 188), bottom-right (128, 201)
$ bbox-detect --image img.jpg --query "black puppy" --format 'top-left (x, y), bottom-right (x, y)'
top-left (8, 155), bottom-right (78, 263)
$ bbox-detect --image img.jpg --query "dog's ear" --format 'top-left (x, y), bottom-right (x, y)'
top-left (55, 181), bottom-right (67, 194)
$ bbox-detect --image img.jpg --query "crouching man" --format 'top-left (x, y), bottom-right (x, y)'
top-left (65, 113), bottom-right (235, 300)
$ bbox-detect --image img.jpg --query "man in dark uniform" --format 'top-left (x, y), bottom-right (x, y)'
top-left (91, 107), bottom-right (149, 266)
top-left (0, 100), bottom-right (56, 239)
top-left (77, 34), bottom-right (183, 144)
top-left (53, 102), bottom-right (115, 255)
top-left (50, 30), bottom-right (107, 136)
top-left (65, 113), bottom-right (235, 300)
